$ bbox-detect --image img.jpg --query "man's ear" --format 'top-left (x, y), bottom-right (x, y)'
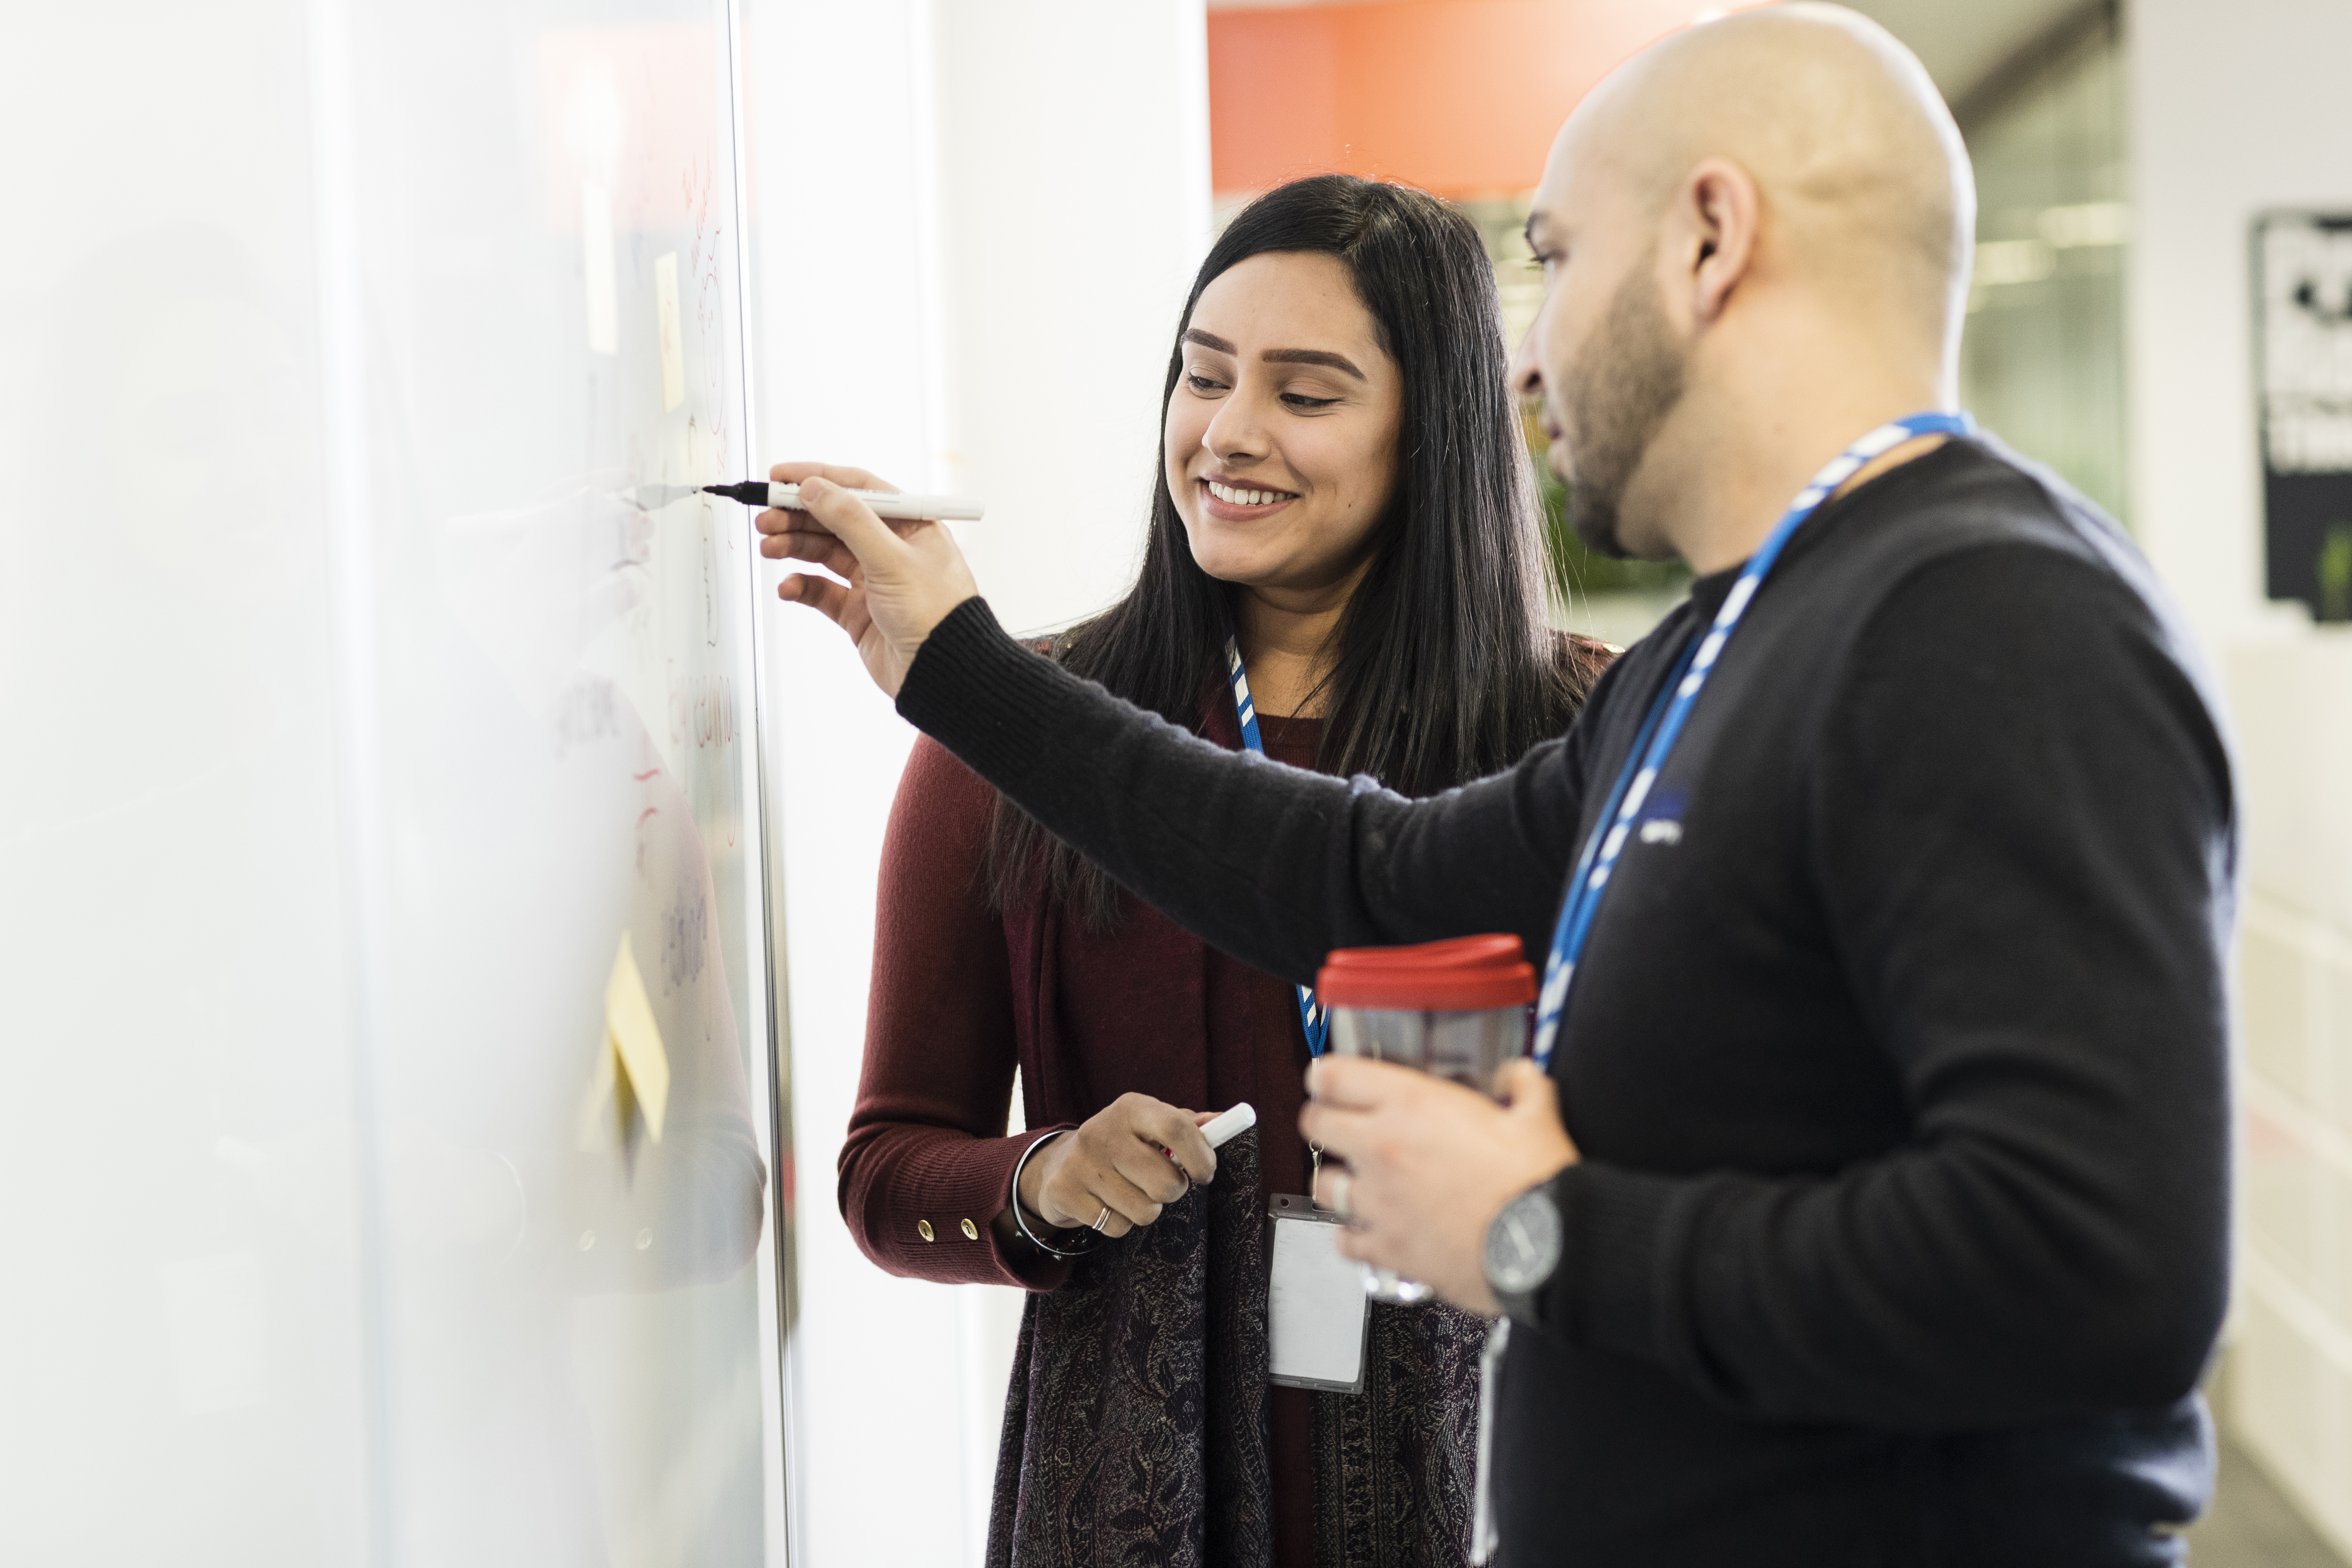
top-left (1679, 158), bottom-right (1759, 325)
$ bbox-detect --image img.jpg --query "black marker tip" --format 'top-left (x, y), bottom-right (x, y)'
top-left (702, 481), bottom-right (768, 506)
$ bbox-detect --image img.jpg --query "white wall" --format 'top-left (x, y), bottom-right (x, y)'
top-left (929, 4), bottom-right (1215, 639)
top-left (2129, 1), bottom-right (2352, 1553)
top-left (741, 4), bottom-right (1210, 1562)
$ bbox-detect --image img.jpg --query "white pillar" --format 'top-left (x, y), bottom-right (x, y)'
top-left (928, 1), bottom-right (1215, 637)
top-left (742, 4), bottom-right (1210, 1562)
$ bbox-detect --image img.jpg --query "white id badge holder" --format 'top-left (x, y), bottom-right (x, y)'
top-left (1267, 1193), bottom-right (1369, 1394)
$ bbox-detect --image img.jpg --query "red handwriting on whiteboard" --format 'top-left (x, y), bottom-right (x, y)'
top-left (668, 671), bottom-right (737, 751)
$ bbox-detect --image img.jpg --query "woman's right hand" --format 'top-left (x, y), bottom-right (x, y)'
top-left (1020, 1093), bottom-right (1220, 1240)
top-left (756, 460), bottom-right (982, 699)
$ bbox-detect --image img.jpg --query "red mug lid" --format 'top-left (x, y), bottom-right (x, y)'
top-left (1317, 933), bottom-right (1536, 1011)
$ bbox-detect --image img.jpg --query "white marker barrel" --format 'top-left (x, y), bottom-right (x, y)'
top-left (768, 484), bottom-right (984, 522)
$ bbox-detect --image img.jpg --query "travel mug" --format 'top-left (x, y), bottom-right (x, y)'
top-left (1315, 933), bottom-right (1538, 1305)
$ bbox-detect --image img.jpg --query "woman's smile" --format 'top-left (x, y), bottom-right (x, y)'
top-left (1198, 473), bottom-right (1302, 520)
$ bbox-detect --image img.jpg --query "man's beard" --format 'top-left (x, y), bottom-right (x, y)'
top-left (1560, 256), bottom-right (1687, 559)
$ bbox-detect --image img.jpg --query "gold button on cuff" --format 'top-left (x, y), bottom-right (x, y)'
top-left (961, 1218), bottom-right (979, 1240)
top-left (917, 1219), bottom-right (935, 1242)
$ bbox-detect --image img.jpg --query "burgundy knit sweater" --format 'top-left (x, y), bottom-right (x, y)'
top-left (839, 701), bottom-right (1327, 1562)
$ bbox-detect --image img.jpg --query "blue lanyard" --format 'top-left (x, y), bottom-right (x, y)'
top-left (1531, 411), bottom-right (1975, 1069)
top-left (1225, 634), bottom-right (1330, 1057)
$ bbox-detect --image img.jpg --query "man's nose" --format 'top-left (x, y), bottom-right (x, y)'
top-left (1507, 332), bottom-right (1542, 401)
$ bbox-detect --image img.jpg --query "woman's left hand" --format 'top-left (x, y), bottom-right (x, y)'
top-left (1019, 1093), bottom-right (1218, 1240)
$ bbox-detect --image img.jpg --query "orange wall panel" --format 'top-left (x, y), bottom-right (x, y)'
top-left (1210, 0), bottom-right (1724, 197)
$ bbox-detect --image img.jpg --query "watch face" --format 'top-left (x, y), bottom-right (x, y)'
top-left (1486, 1185), bottom-right (1562, 1296)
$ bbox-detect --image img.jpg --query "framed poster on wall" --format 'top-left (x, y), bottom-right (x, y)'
top-left (2253, 210), bottom-right (2352, 622)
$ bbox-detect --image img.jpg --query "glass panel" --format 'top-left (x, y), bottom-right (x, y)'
top-left (343, 2), bottom-right (776, 1559)
top-left (1959, 16), bottom-right (2131, 525)
top-left (0, 6), bottom-right (370, 1560)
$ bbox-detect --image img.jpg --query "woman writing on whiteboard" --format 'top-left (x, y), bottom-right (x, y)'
top-left (799, 176), bottom-right (1609, 1567)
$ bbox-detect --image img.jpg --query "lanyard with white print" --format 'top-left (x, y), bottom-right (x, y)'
top-left (1224, 633), bottom-right (1331, 1060)
top-left (1527, 410), bottom-right (1974, 1071)
top-left (1472, 412), bottom-right (1977, 1566)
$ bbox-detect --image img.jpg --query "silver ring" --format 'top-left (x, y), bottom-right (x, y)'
top-left (1090, 1205), bottom-right (1111, 1233)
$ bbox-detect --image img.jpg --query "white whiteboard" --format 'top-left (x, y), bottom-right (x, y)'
top-left (0, 2), bottom-right (785, 1563)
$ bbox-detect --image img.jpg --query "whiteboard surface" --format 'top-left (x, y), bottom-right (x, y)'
top-left (0, 2), bottom-right (783, 1562)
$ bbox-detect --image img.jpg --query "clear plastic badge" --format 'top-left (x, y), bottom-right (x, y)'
top-left (1267, 1194), bottom-right (1369, 1394)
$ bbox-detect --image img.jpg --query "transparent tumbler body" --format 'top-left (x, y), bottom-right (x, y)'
top-left (1326, 1002), bottom-right (1529, 1304)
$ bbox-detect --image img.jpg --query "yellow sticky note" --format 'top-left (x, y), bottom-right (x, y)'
top-left (654, 252), bottom-right (684, 412)
top-left (582, 181), bottom-right (618, 356)
top-left (606, 929), bottom-right (670, 1142)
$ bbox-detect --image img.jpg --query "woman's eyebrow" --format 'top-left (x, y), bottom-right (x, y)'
top-left (1261, 348), bottom-right (1364, 380)
top-left (1182, 328), bottom-right (1365, 382)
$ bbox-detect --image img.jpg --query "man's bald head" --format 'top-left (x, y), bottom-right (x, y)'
top-left (1572, 3), bottom-right (1973, 331)
top-left (1510, 5), bottom-right (1976, 564)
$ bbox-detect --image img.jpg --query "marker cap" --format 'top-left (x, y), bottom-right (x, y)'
top-left (1201, 1102), bottom-right (1256, 1150)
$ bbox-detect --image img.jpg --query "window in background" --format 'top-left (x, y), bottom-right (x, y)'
top-left (1460, 196), bottom-right (1694, 642)
top-left (1957, 7), bottom-right (2130, 524)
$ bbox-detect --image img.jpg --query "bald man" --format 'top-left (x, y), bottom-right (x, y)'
top-left (765, 7), bottom-right (2233, 1562)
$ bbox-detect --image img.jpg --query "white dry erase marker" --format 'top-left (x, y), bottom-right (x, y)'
top-left (1201, 1102), bottom-right (1257, 1150)
top-left (702, 481), bottom-right (985, 522)
top-left (1167, 1103), bottom-right (1256, 1170)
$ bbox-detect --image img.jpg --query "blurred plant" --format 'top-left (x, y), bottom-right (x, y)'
top-left (1522, 406), bottom-right (1692, 606)
top-left (2320, 523), bottom-right (2352, 622)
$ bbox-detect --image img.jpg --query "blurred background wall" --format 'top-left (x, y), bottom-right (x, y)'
top-left (742, 2), bottom-right (2352, 1562)
top-left (740, 5), bottom-right (1210, 1563)
top-left (2131, 1), bottom-right (2352, 1559)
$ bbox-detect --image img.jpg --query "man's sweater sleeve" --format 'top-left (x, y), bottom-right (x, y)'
top-left (895, 597), bottom-right (1590, 983)
top-left (1539, 545), bottom-right (2237, 1427)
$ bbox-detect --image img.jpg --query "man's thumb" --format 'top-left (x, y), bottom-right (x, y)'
top-left (1496, 1058), bottom-right (1557, 1118)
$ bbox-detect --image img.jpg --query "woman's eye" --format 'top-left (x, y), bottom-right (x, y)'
top-left (1281, 392), bottom-right (1340, 410)
top-left (1186, 373), bottom-right (1225, 393)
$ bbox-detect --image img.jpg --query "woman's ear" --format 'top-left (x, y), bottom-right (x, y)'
top-left (1678, 158), bottom-right (1760, 326)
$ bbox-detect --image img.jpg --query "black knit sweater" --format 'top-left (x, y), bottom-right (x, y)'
top-left (894, 438), bottom-right (2238, 1567)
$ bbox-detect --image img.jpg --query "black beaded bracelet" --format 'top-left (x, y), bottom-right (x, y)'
top-left (1008, 1130), bottom-right (1102, 1260)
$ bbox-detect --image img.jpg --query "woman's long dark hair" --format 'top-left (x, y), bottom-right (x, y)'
top-left (987, 175), bottom-right (1604, 928)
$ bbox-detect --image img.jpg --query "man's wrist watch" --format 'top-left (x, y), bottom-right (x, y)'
top-left (1483, 1176), bottom-right (1564, 1326)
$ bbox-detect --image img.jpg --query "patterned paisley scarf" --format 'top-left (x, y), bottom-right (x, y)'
top-left (985, 1130), bottom-right (1485, 1568)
